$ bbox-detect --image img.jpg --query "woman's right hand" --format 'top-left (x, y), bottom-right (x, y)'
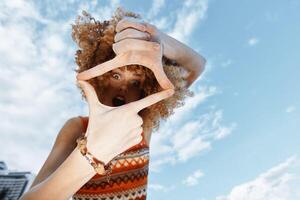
top-left (77, 80), bottom-right (174, 165)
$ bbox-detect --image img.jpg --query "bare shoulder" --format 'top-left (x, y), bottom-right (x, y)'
top-left (55, 116), bottom-right (84, 147)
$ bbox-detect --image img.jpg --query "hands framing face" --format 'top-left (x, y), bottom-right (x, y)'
top-left (75, 17), bottom-right (175, 164)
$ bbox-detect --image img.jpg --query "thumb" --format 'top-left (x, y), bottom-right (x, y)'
top-left (130, 88), bottom-right (175, 112)
top-left (77, 80), bottom-right (103, 111)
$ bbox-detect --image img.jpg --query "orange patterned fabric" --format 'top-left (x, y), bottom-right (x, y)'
top-left (72, 116), bottom-right (149, 200)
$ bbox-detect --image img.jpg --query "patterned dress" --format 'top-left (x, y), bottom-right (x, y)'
top-left (72, 116), bottom-right (149, 200)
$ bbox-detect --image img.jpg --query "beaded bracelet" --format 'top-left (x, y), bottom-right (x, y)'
top-left (76, 135), bottom-right (113, 183)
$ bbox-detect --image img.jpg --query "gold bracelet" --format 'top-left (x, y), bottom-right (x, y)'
top-left (76, 136), bottom-right (113, 182)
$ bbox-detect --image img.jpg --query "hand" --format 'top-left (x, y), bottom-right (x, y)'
top-left (114, 17), bottom-right (178, 62)
top-left (76, 18), bottom-right (175, 90)
top-left (114, 18), bottom-right (207, 88)
top-left (77, 80), bottom-right (174, 165)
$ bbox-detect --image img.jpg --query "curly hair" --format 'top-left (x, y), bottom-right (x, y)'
top-left (71, 7), bottom-right (194, 135)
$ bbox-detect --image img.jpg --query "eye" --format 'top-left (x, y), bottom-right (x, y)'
top-left (131, 80), bottom-right (141, 87)
top-left (112, 73), bottom-right (121, 80)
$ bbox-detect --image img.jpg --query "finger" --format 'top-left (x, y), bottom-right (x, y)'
top-left (118, 114), bottom-right (143, 132)
top-left (77, 80), bottom-right (115, 113)
top-left (77, 80), bottom-right (100, 109)
top-left (142, 22), bottom-right (159, 37)
top-left (114, 47), bottom-right (174, 90)
top-left (113, 39), bottom-right (160, 55)
top-left (114, 28), bottom-right (151, 43)
top-left (116, 18), bottom-right (146, 33)
top-left (152, 64), bottom-right (175, 90)
top-left (129, 88), bottom-right (175, 112)
top-left (131, 115), bottom-right (143, 128)
top-left (128, 127), bottom-right (143, 142)
top-left (127, 126), bottom-right (143, 138)
top-left (76, 55), bottom-right (125, 80)
top-left (124, 135), bottom-right (143, 151)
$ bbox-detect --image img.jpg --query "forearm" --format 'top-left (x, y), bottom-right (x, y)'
top-left (20, 147), bottom-right (100, 200)
top-left (160, 31), bottom-right (206, 86)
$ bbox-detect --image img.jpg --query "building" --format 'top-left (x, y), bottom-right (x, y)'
top-left (0, 161), bottom-right (35, 200)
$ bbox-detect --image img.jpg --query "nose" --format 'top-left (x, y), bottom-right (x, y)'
top-left (119, 82), bottom-right (128, 93)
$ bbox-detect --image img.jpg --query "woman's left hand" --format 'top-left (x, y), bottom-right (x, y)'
top-left (114, 17), bottom-right (177, 61)
top-left (114, 17), bottom-right (207, 88)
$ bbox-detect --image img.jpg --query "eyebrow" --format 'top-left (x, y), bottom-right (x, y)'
top-left (111, 69), bottom-right (143, 77)
top-left (133, 73), bottom-right (142, 77)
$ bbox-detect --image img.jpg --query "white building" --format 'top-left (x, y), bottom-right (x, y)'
top-left (0, 161), bottom-right (35, 200)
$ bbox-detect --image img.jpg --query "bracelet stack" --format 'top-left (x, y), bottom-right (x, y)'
top-left (76, 135), bottom-right (113, 183)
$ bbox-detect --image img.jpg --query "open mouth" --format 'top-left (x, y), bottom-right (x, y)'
top-left (112, 95), bottom-right (126, 106)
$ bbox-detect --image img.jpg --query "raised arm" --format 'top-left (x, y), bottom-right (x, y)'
top-left (159, 31), bottom-right (206, 88)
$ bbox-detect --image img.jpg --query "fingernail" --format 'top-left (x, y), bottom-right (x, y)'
top-left (154, 43), bottom-right (160, 49)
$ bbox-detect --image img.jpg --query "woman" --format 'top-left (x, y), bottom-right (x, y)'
top-left (20, 7), bottom-right (206, 200)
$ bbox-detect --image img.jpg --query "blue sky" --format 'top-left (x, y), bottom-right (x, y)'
top-left (0, 0), bottom-right (299, 199)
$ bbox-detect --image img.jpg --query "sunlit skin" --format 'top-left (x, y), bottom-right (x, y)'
top-left (98, 67), bottom-right (146, 107)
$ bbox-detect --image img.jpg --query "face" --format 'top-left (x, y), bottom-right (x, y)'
top-left (98, 66), bottom-right (146, 107)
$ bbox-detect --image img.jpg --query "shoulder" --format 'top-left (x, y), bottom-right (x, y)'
top-left (55, 116), bottom-right (86, 146)
top-left (63, 116), bottom-right (84, 135)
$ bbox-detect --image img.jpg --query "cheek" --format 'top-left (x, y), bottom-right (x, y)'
top-left (126, 88), bottom-right (143, 100)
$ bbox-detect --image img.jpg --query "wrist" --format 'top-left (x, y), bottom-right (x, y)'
top-left (86, 139), bottom-right (113, 165)
top-left (76, 136), bottom-right (112, 174)
top-left (74, 147), bottom-right (97, 176)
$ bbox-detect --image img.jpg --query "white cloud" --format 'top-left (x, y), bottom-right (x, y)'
top-left (169, 85), bottom-right (218, 123)
top-left (145, 0), bottom-right (208, 44)
top-left (177, 136), bottom-right (211, 162)
top-left (183, 169), bottom-right (204, 186)
top-left (221, 59), bottom-right (233, 68)
top-left (216, 156), bottom-right (300, 200)
top-left (168, 0), bottom-right (208, 43)
top-left (286, 105), bottom-right (296, 113)
top-left (146, 0), bottom-right (165, 19)
top-left (248, 37), bottom-right (259, 46)
top-left (213, 124), bottom-right (236, 140)
top-left (149, 76), bottom-right (235, 170)
top-left (81, 0), bottom-right (121, 22)
top-left (148, 183), bottom-right (175, 192)
top-left (149, 156), bottom-right (177, 172)
top-left (150, 102), bottom-right (236, 171)
top-left (0, 0), bottom-right (86, 173)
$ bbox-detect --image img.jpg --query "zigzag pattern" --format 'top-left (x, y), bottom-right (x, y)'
top-left (112, 151), bottom-right (149, 169)
top-left (73, 185), bottom-right (147, 200)
top-left (83, 166), bottom-right (148, 190)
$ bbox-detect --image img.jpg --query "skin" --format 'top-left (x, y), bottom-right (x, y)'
top-left (20, 18), bottom-right (206, 199)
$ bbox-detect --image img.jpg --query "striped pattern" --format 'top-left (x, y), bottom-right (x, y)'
top-left (72, 116), bottom-right (149, 200)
